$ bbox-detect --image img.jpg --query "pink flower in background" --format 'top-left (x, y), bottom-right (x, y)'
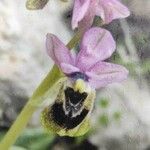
top-left (46, 27), bottom-right (128, 89)
top-left (72, 0), bottom-right (130, 30)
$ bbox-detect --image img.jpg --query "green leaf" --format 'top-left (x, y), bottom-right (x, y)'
top-left (26, 0), bottom-right (49, 10)
top-left (0, 131), bottom-right (6, 141)
top-left (15, 128), bottom-right (54, 150)
top-left (10, 146), bottom-right (26, 150)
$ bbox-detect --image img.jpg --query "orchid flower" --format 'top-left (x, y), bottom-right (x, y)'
top-left (72, 0), bottom-right (130, 30)
top-left (46, 27), bottom-right (128, 89)
top-left (41, 27), bottom-right (128, 136)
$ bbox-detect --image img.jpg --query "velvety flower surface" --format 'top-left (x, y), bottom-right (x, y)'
top-left (46, 27), bottom-right (128, 89)
top-left (72, 0), bottom-right (130, 29)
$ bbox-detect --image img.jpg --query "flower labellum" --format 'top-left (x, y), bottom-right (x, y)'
top-left (41, 78), bottom-right (96, 136)
top-left (41, 27), bottom-right (128, 136)
top-left (72, 0), bottom-right (130, 30)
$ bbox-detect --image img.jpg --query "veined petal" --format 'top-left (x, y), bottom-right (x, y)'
top-left (72, 0), bottom-right (91, 29)
top-left (77, 0), bottom-right (98, 31)
top-left (86, 62), bottom-right (128, 89)
top-left (96, 0), bottom-right (130, 24)
top-left (60, 63), bottom-right (80, 74)
top-left (78, 5), bottom-right (95, 31)
top-left (46, 34), bottom-right (74, 68)
top-left (76, 27), bottom-right (116, 71)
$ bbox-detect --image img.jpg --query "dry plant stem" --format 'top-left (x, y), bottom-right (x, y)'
top-left (0, 30), bottom-right (82, 150)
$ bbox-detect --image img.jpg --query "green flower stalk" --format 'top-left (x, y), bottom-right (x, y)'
top-left (0, 31), bottom-right (82, 150)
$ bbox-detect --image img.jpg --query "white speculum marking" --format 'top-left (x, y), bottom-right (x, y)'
top-left (63, 86), bottom-right (88, 118)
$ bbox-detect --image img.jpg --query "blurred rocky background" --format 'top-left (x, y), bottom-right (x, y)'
top-left (0, 0), bottom-right (150, 150)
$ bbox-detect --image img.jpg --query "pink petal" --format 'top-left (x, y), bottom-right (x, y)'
top-left (77, 0), bottom-right (97, 31)
top-left (86, 62), bottom-right (128, 89)
top-left (76, 27), bottom-right (116, 71)
top-left (78, 8), bottom-right (95, 31)
top-left (60, 63), bottom-right (80, 74)
top-left (96, 0), bottom-right (130, 24)
top-left (46, 34), bottom-right (74, 68)
top-left (72, 0), bottom-right (91, 29)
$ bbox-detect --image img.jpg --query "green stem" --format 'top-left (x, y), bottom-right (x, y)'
top-left (0, 30), bottom-right (82, 150)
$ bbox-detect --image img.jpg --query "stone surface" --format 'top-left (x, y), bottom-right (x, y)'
top-left (0, 0), bottom-right (73, 127)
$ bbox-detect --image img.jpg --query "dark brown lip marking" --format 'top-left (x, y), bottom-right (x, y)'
top-left (64, 87), bottom-right (88, 116)
top-left (65, 87), bottom-right (88, 105)
top-left (50, 102), bottom-right (89, 129)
